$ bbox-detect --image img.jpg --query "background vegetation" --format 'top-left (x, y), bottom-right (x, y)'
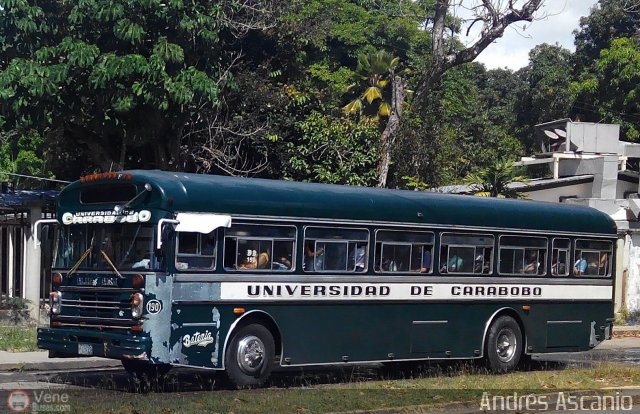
top-left (0, 0), bottom-right (638, 190)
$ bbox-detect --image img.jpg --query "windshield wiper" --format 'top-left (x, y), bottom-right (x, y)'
top-left (67, 247), bottom-right (93, 276)
top-left (113, 183), bottom-right (152, 215)
top-left (99, 249), bottom-right (124, 279)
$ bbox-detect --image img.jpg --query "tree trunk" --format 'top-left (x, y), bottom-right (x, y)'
top-left (377, 75), bottom-right (407, 188)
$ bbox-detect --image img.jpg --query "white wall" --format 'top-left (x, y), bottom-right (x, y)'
top-left (627, 234), bottom-right (640, 314)
top-left (523, 182), bottom-right (593, 203)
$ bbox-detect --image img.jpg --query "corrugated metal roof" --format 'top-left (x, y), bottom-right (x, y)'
top-left (0, 190), bottom-right (58, 209)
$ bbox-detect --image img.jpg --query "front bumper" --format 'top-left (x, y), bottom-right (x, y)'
top-left (37, 327), bottom-right (151, 360)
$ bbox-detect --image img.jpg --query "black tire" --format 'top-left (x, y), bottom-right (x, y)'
top-left (485, 315), bottom-right (523, 373)
top-left (225, 323), bottom-right (275, 388)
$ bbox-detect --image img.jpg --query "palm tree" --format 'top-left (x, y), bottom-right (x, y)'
top-left (463, 160), bottom-right (529, 199)
top-left (343, 50), bottom-right (399, 120)
top-left (343, 50), bottom-right (408, 188)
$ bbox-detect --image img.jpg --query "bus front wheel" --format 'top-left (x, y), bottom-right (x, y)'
top-left (225, 323), bottom-right (275, 388)
top-left (485, 316), bottom-right (523, 373)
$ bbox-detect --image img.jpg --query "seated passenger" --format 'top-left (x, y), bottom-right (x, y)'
top-left (448, 254), bottom-right (463, 272)
top-left (240, 251), bottom-right (270, 269)
top-left (420, 247), bottom-right (432, 273)
top-left (574, 252), bottom-right (587, 276)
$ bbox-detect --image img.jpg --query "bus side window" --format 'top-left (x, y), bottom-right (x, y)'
top-left (575, 239), bottom-right (612, 277)
top-left (374, 230), bottom-right (434, 274)
top-left (304, 227), bottom-right (369, 273)
top-left (498, 236), bottom-right (547, 276)
top-left (551, 238), bottom-right (570, 276)
top-left (223, 224), bottom-right (296, 272)
top-left (176, 231), bottom-right (216, 271)
top-left (440, 233), bottom-right (493, 275)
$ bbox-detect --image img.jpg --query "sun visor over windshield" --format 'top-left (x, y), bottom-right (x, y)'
top-left (175, 213), bottom-right (232, 234)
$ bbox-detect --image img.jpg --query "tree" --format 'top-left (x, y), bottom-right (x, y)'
top-left (374, 0), bottom-right (545, 188)
top-left (515, 44), bottom-right (574, 151)
top-left (0, 0), bottom-right (274, 178)
top-left (571, 37), bottom-right (640, 141)
top-left (343, 50), bottom-right (408, 188)
top-left (411, 0), bottom-right (545, 109)
top-left (573, 0), bottom-right (640, 72)
top-left (281, 111), bottom-right (379, 186)
top-left (463, 159), bottom-right (529, 198)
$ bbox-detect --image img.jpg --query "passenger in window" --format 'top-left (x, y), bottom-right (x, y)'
top-left (551, 252), bottom-right (565, 276)
top-left (448, 254), bottom-right (463, 272)
top-left (420, 246), bottom-right (432, 273)
top-left (574, 252), bottom-right (587, 276)
top-left (354, 245), bottom-right (366, 272)
top-left (305, 241), bottom-right (324, 271)
top-left (240, 250), bottom-right (270, 269)
top-left (272, 256), bottom-right (292, 270)
top-left (522, 250), bottom-right (539, 274)
top-left (598, 252), bottom-right (608, 275)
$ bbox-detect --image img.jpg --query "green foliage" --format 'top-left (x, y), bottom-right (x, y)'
top-left (463, 159), bottom-right (529, 199)
top-left (572, 37), bottom-right (640, 141)
top-left (283, 111), bottom-right (379, 186)
top-left (574, 0), bottom-right (640, 72)
top-left (0, 294), bottom-right (31, 324)
top-left (0, 0), bottom-right (235, 176)
top-left (514, 44), bottom-right (574, 151)
top-left (0, 130), bottom-right (53, 186)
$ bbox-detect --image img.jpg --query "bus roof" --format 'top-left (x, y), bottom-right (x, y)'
top-left (63, 170), bottom-right (617, 235)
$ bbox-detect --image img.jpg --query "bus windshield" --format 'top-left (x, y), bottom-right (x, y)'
top-left (54, 224), bottom-right (160, 271)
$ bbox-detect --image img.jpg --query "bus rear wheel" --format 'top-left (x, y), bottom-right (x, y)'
top-left (225, 323), bottom-right (275, 389)
top-left (485, 316), bottom-right (523, 373)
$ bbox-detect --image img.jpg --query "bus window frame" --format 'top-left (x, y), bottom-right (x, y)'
top-left (175, 230), bottom-right (217, 271)
top-left (498, 235), bottom-right (548, 277)
top-left (374, 229), bottom-right (434, 274)
top-left (574, 238), bottom-right (613, 278)
top-left (303, 226), bottom-right (369, 274)
top-left (439, 232), bottom-right (494, 275)
top-left (223, 223), bottom-right (297, 272)
top-left (551, 237), bottom-right (570, 277)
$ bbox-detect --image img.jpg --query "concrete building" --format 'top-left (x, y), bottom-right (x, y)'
top-left (0, 187), bottom-right (57, 319)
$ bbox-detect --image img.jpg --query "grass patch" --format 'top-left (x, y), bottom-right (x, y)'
top-left (63, 362), bottom-right (640, 413)
top-left (0, 324), bottom-right (38, 352)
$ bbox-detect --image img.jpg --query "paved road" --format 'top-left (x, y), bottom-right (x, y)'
top-left (1, 337), bottom-right (640, 393)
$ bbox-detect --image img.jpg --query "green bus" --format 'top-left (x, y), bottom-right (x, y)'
top-left (37, 170), bottom-right (616, 387)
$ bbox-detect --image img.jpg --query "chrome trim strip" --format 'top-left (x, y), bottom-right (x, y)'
top-left (229, 214), bottom-right (616, 239)
top-left (181, 322), bottom-right (219, 327)
top-left (412, 320), bottom-right (447, 324)
top-left (51, 323), bottom-right (133, 330)
top-left (173, 274), bottom-right (613, 285)
top-left (547, 320), bottom-right (583, 324)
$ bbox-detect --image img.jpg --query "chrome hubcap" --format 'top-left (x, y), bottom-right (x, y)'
top-left (236, 335), bottom-right (265, 374)
top-left (496, 328), bottom-right (517, 363)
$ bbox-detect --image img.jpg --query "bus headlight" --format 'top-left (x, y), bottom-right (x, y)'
top-left (131, 293), bottom-right (144, 319)
top-left (50, 291), bottom-right (62, 315)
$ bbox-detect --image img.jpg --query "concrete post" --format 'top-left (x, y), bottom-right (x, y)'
top-left (24, 205), bottom-right (42, 321)
top-left (7, 227), bottom-right (14, 297)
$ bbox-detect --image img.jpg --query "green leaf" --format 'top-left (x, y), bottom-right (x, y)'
top-left (153, 37), bottom-right (185, 63)
top-left (114, 19), bottom-right (145, 44)
top-left (362, 86), bottom-right (382, 104)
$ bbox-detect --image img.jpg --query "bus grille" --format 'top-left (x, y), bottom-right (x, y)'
top-left (61, 293), bottom-right (130, 319)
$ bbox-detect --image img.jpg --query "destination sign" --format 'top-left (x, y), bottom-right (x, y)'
top-left (61, 210), bottom-right (151, 225)
top-left (219, 282), bottom-right (612, 301)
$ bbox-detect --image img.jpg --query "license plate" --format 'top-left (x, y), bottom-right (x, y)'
top-left (78, 344), bottom-right (93, 356)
